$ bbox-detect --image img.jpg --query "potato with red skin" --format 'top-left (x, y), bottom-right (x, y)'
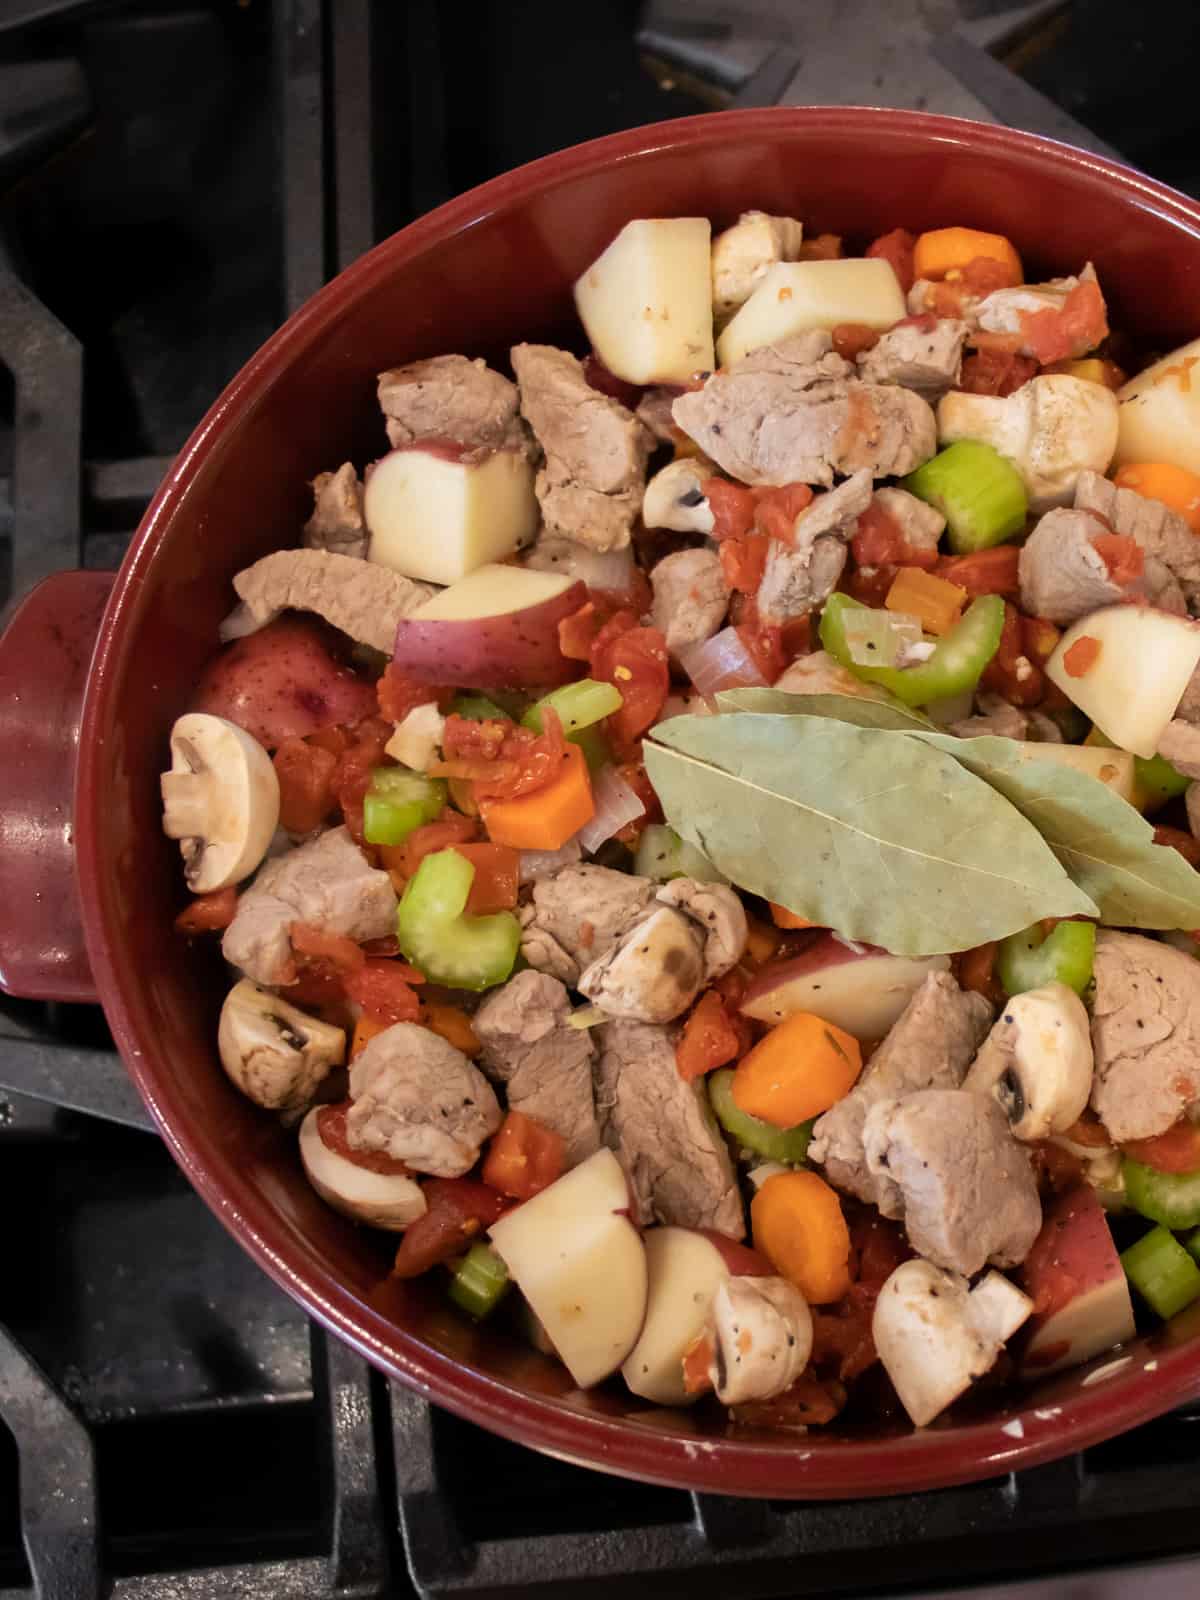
top-left (192, 619), bottom-right (377, 748)
top-left (1017, 1184), bottom-right (1134, 1375)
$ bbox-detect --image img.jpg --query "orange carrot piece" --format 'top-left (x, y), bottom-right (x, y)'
top-left (885, 566), bottom-right (967, 637)
top-left (732, 1012), bottom-right (862, 1127)
top-left (479, 743), bottom-right (593, 850)
top-left (682, 1331), bottom-right (715, 1396)
top-left (751, 1170), bottom-right (852, 1304)
top-left (912, 226), bottom-right (1022, 284)
top-left (744, 915), bottom-right (783, 966)
top-left (768, 902), bottom-right (816, 930)
top-left (481, 1110), bottom-right (565, 1200)
top-left (423, 1002), bottom-right (481, 1058)
top-left (1113, 462), bottom-right (1200, 535)
top-left (351, 1013), bottom-right (390, 1059)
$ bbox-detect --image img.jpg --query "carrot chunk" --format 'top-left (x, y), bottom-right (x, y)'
top-left (912, 226), bottom-right (1022, 284)
top-left (479, 742), bottom-right (593, 849)
top-left (751, 1170), bottom-right (852, 1304)
top-left (732, 1012), bottom-right (862, 1127)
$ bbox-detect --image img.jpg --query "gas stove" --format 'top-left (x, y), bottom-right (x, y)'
top-left (3, 3), bottom-right (1200, 1595)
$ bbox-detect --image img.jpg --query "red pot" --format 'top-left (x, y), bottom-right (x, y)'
top-left (4, 107), bottom-right (1200, 1498)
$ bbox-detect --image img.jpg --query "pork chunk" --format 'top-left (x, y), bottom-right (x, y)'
top-left (595, 1018), bottom-right (744, 1237)
top-left (303, 462), bottom-right (367, 560)
top-left (671, 333), bottom-right (937, 488)
top-left (650, 548), bottom-right (729, 657)
top-left (1018, 507), bottom-right (1132, 625)
top-left (756, 468), bottom-right (872, 624)
top-left (347, 1022), bottom-right (502, 1177)
top-left (862, 1089), bottom-right (1042, 1275)
top-left (472, 971), bottom-right (600, 1165)
top-left (222, 825), bottom-right (397, 986)
top-left (808, 972), bottom-right (992, 1204)
top-left (856, 317), bottom-right (967, 400)
top-left (871, 486), bottom-right (946, 554)
top-left (1157, 719), bottom-right (1200, 780)
top-left (636, 385), bottom-right (683, 443)
top-left (519, 864), bottom-right (655, 985)
top-left (974, 265), bottom-right (1105, 360)
top-left (1090, 930), bottom-right (1200, 1142)
top-left (949, 693), bottom-right (1029, 741)
top-left (230, 549), bottom-right (435, 654)
top-left (517, 839), bottom-right (583, 886)
top-left (511, 343), bottom-right (653, 552)
top-left (1075, 469), bottom-right (1199, 611)
top-left (1188, 782), bottom-right (1200, 840)
top-left (377, 354), bottom-right (527, 454)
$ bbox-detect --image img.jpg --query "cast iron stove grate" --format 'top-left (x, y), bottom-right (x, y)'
top-left (2, 3), bottom-right (1200, 1596)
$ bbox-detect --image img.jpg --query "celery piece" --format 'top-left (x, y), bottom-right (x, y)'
top-left (634, 823), bottom-right (728, 884)
top-left (997, 920), bottom-right (1096, 998)
top-left (362, 768), bottom-right (446, 847)
top-left (452, 694), bottom-right (506, 721)
top-left (841, 607), bottom-right (924, 669)
top-left (1121, 1225), bottom-right (1200, 1319)
top-left (396, 848), bottom-right (521, 990)
top-left (821, 592), bottom-right (1005, 707)
top-left (448, 1243), bottom-right (510, 1319)
top-left (523, 678), bottom-right (623, 736)
top-left (903, 440), bottom-right (1027, 554)
top-left (1123, 1156), bottom-right (1200, 1232)
top-left (709, 1069), bottom-right (813, 1163)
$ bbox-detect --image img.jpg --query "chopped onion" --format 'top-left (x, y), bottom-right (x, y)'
top-left (897, 639), bottom-right (937, 666)
top-left (576, 764), bottom-right (645, 852)
top-left (843, 607), bottom-right (922, 668)
top-left (679, 627), bottom-right (768, 696)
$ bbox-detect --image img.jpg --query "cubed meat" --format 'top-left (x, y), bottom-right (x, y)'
top-left (1090, 929), bottom-right (1200, 1142)
top-left (650, 548), bottom-right (729, 657)
top-left (949, 692), bottom-right (1029, 741)
top-left (377, 353), bottom-right (528, 453)
top-left (756, 468), bottom-right (872, 624)
top-left (518, 864), bottom-right (656, 987)
top-left (1075, 469), bottom-right (1200, 610)
top-left (871, 486), bottom-right (946, 554)
top-left (856, 317), bottom-right (967, 400)
top-left (229, 549), bottom-right (435, 654)
top-left (1017, 508), bottom-right (1141, 625)
top-left (303, 462), bottom-right (367, 560)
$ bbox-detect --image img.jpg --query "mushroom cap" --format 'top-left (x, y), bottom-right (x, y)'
top-left (964, 980), bottom-right (1093, 1140)
top-left (161, 712), bottom-right (280, 892)
top-left (641, 459), bottom-right (715, 535)
top-left (299, 1108), bottom-right (427, 1230)
top-left (217, 979), bottom-right (345, 1114)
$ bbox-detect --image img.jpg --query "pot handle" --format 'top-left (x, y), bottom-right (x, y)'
top-left (0, 570), bottom-right (116, 1003)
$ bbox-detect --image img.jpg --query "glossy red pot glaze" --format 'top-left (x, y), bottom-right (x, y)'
top-left (63, 109), bottom-right (1200, 1495)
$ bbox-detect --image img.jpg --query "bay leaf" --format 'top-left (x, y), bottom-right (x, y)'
top-left (716, 688), bottom-right (934, 733)
top-left (645, 714), bottom-right (1097, 957)
top-left (913, 732), bottom-right (1200, 930)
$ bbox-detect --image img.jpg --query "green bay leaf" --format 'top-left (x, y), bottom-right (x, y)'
top-left (913, 732), bottom-right (1200, 930)
top-left (716, 689), bottom-right (934, 733)
top-left (645, 714), bottom-right (1097, 958)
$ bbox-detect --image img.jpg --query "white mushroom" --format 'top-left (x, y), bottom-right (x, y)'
top-left (641, 459), bottom-right (715, 535)
top-left (161, 712), bottom-right (280, 891)
top-left (937, 375), bottom-right (1118, 512)
top-left (577, 905), bottom-right (704, 1023)
top-left (218, 979), bottom-right (346, 1116)
top-left (299, 1107), bottom-right (427, 1230)
top-left (705, 1276), bottom-right (812, 1405)
top-left (873, 1260), bottom-right (1032, 1427)
top-left (711, 210), bottom-right (805, 320)
top-left (963, 981), bottom-right (1093, 1140)
top-left (385, 702), bottom-right (445, 773)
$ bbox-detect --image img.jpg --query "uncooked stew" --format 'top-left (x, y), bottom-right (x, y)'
top-left (162, 213), bottom-right (1200, 1432)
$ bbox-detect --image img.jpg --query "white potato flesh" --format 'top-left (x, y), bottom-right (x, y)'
top-left (717, 258), bottom-right (906, 367)
top-left (1045, 605), bottom-right (1200, 758)
top-left (365, 447), bottom-right (538, 586)
top-left (574, 218), bottom-right (714, 385)
top-left (1116, 335), bottom-right (1200, 474)
top-left (937, 376), bottom-right (1119, 512)
top-left (621, 1227), bottom-right (731, 1405)
top-left (1008, 741), bottom-right (1136, 804)
top-left (488, 1148), bottom-right (648, 1389)
top-left (411, 562), bottom-right (573, 621)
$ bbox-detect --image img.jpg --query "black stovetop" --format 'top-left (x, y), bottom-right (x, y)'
top-left (3, 3), bottom-right (1200, 1595)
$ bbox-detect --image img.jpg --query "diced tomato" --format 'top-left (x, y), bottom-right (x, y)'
top-left (730, 1371), bottom-right (845, 1428)
top-left (174, 886), bottom-right (239, 934)
top-left (391, 1178), bottom-right (508, 1278)
top-left (351, 1013), bottom-right (390, 1058)
top-left (797, 233), bottom-right (842, 261)
top-left (935, 546), bottom-right (1021, 598)
top-left (308, 724), bottom-right (350, 757)
top-left (1020, 615), bottom-right (1061, 665)
top-left (342, 959), bottom-right (423, 1024)
top-left (729, 593), bottom-right (787, 683)
top-left (1019, 278), bottom-right (1109, 365)
top-left (438, 710), bottom-right (567, 802)
top-left (980, 601), bottom-right (1044, 706)
top-left (719, 532), bottom-right (771, 594)
top-left (926, 254), bottom-right (1021, 317)
top-left (1153, 825), bottom-right (1200, 868)
top-left (613, 758), bottom-right (663, 847)
top-left (866, 228), bottom-right (916, 293)
top-left (958, 347), bottom-right (1038, 397)
top-left (481, 1109), bottom-right (566, 1200)
top-left (378, 664), bottom-right (452, 724)
top-left (381, 806), bottom-right (479, 882)
top-left (590, 619), bottom-right (670, 745)
top-left (451, 842), bottom-right (520, 913)
top-left (754, 483), bottom-right (816, 546)
top-left (317, 1103), bottom-right (413, 1175)
top-left (1123, 1119), bottom-right (1200, 1174)
top-left (1062, 634), bottom-right (1101, 679)
top-left (274, 737), bottom-right (338, 834)
top-left (422, 1002), bottom-right (481, 1057)
top-left (333, 716), bottom-right (394, 845)
top-left (851, 499), bottom-right (939, 571)
top-left (1091, 532), bottom-right (1144, 586)
top-left (842, 564), bottom-right (898, 607)
top-left (703, 478), bottom-right (758, 542)
top-left (955, 941), bottom-right (1004, 1007)
top-left (581, 352), bottom-right (645, 408)
top-left (831, 322), bottom-right (880, 360)
top-left (290, 922), bottom-right (365, 973)
top-left (676, 990), bottom-right (744, 1082)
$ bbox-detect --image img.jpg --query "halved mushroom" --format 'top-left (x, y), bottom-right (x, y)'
top-left (641, 459), bottom-right (715, 535)
top-left (161, 712), bottom-right (280, 891)
top-left (577, 905), bottom-right (705, 1023)
top-left (873, 1259), bottom-right (1032, 1427)
top-left (963, 981), bottom-right (1093, 1141)
top-left (299, 1107), bottom-right (426, 1230)
top-left (218, 979), bottom-right (345, 1117)
top-left (706, 1275), bottom-right (812, 1405)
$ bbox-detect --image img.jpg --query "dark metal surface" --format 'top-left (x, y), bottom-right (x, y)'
top-left (0, 58), bottom-right (89, 186)
top-left (0, 1036), bottom-right (155, 1131)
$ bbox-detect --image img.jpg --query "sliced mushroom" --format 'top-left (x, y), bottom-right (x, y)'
top-left (161, 712), bottom-right (280, 891)
top-left (963, 981), bottom-right (1093, 1140)
top-left (577, 905), bottom-right (705, 1023)
top-left (873, 1260), bottom-right (1032, 1427)
top-left (641, 459), bottom-right (715, 535)
top-left (218, 979), bottom-right (345, 1116)
top-left (705, 1275), bottom-right (813, 1405)
top-left (299, 1107), bottom-right (426, 1230)
top-left (655, 878), bottom-right (748, 979)
top-left (711, 210), bottom-right (805, 320)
